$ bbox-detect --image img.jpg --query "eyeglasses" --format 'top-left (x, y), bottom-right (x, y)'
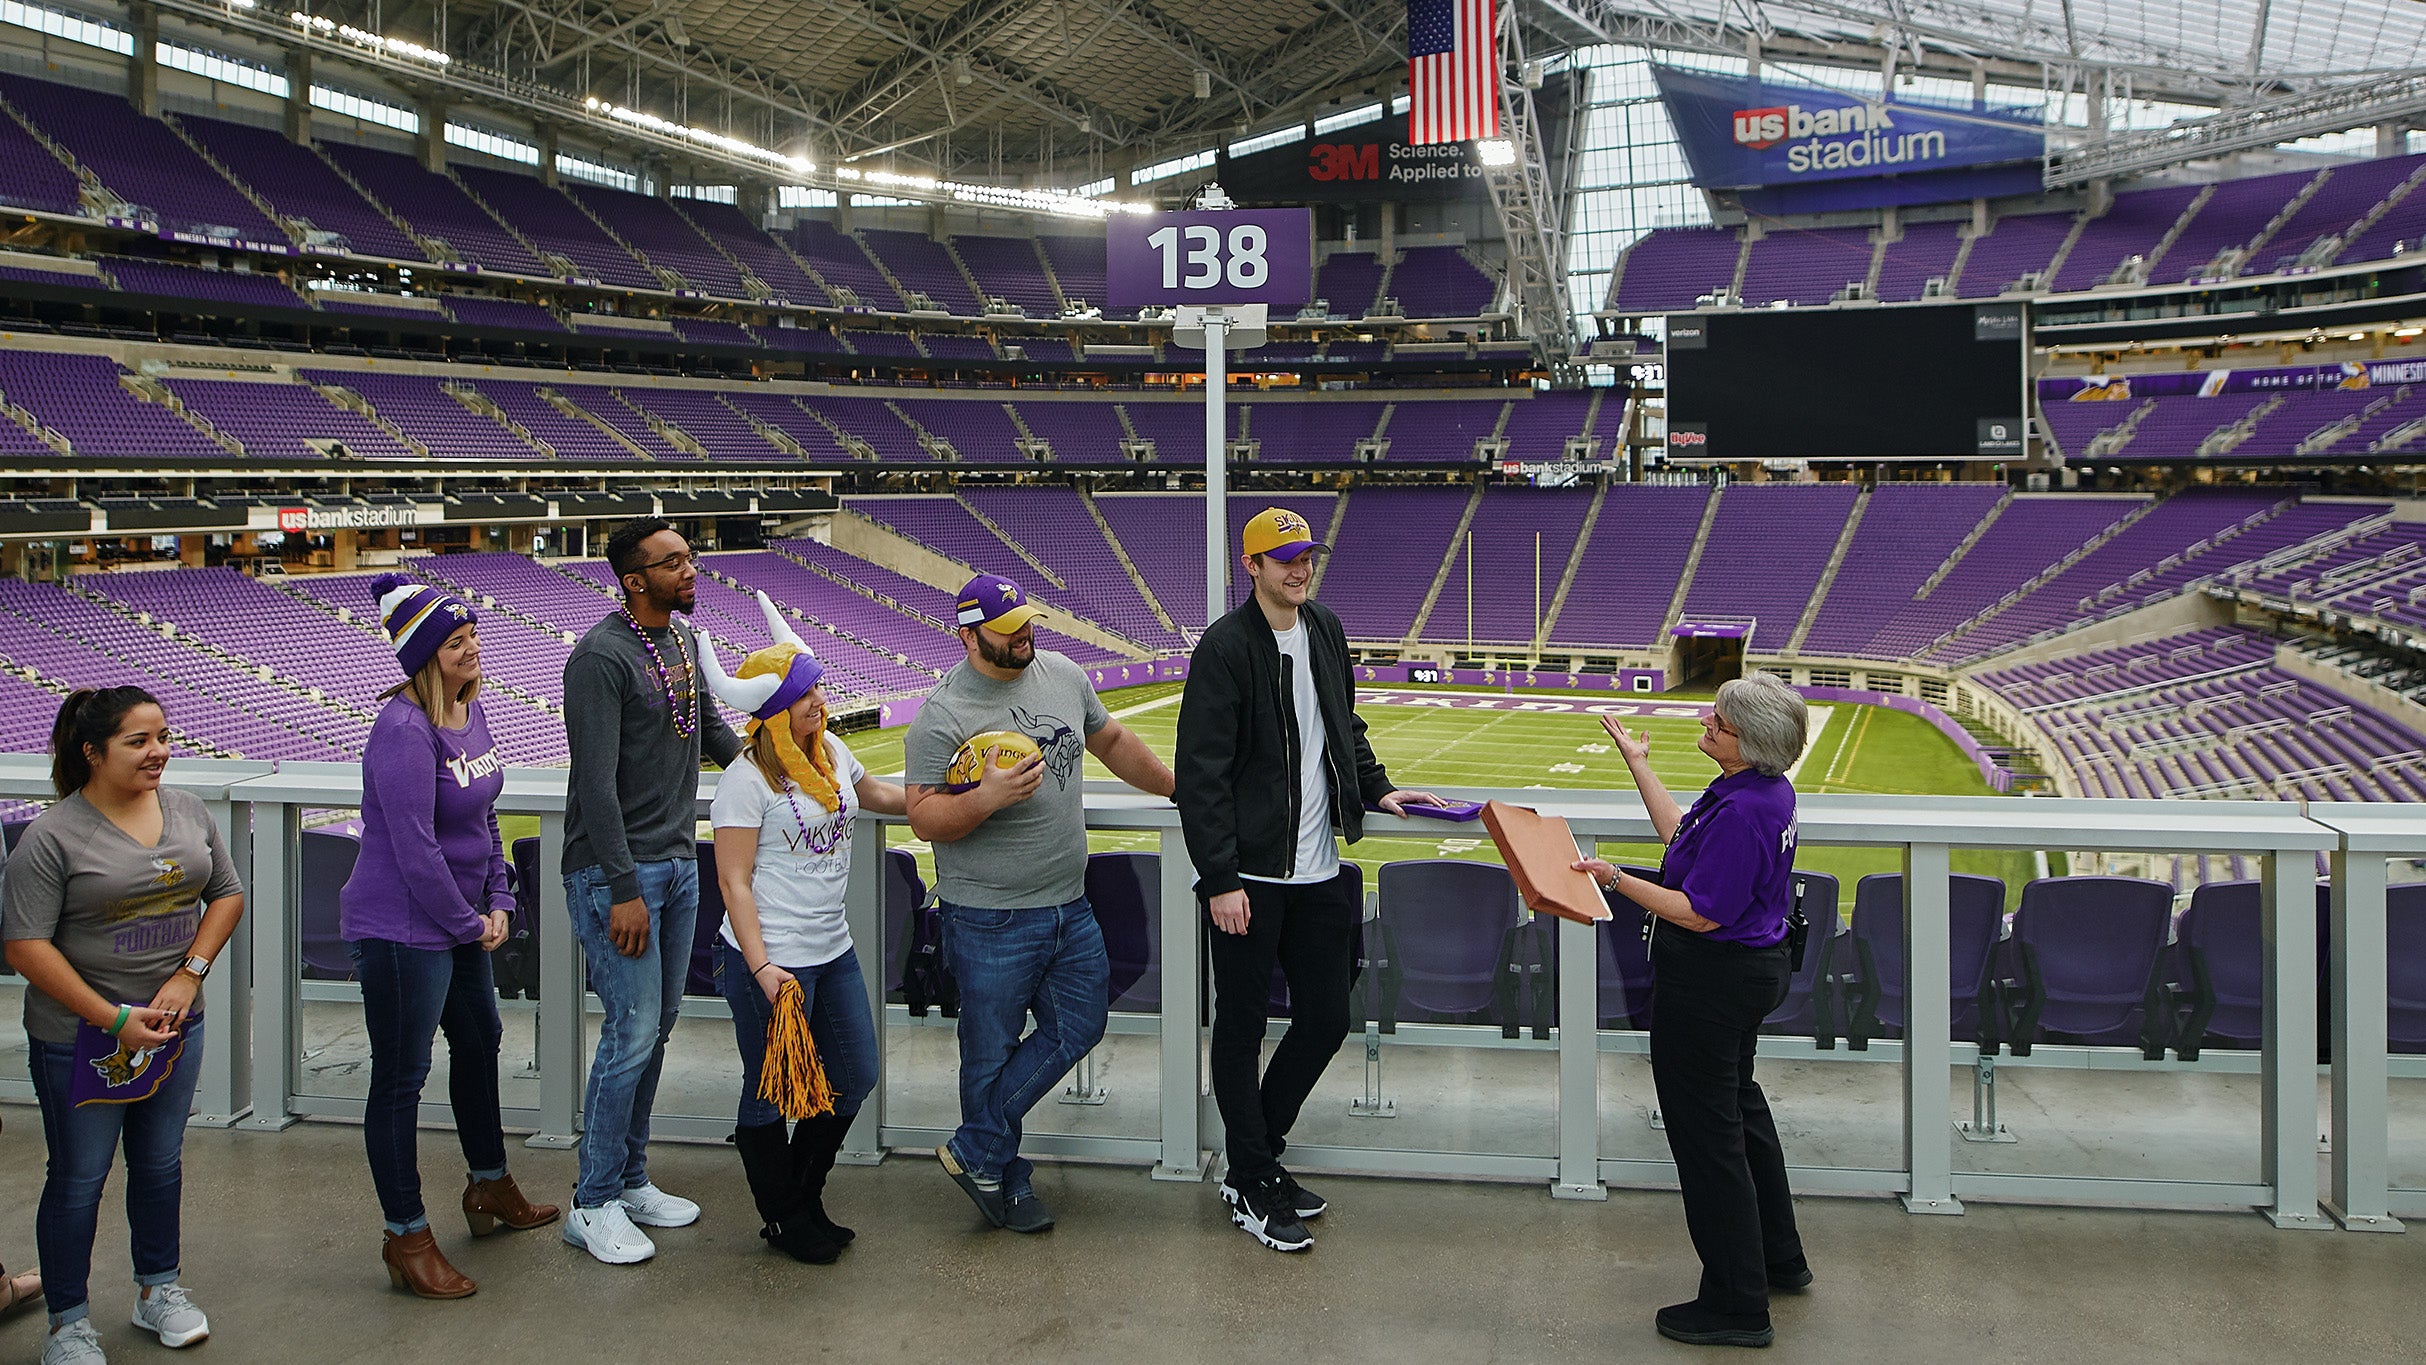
top-left (636, 551), bottom-right (701, 575)
top-left (1703, 713), bottom-right (1739, 737)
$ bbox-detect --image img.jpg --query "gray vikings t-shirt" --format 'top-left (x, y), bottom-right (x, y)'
top-left (904, 650), bottom-right (1109, 910)
top-left (1, 788), bottom-right (243, 1045)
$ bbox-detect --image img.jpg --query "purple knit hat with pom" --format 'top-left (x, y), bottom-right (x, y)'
top-left (371, 573), bottom-right (476, 677)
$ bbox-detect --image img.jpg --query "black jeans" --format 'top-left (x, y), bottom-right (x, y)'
top-left (352, 937), bottom-right (508, 1232)
top-left (1648, 925), bottom-right (1806, 1316)
top-left (1205, 868), bottom-right (1361, 1184)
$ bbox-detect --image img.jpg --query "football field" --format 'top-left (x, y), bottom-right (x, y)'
top-left (844, 682), bottom-right (2045, 914)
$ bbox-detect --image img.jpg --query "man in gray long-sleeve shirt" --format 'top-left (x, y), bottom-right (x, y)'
top-left (559, 518), bottom-right (742, 1266)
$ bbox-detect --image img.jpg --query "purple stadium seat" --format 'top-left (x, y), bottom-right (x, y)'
top-left (1371, 859), bottom-right (1529, 1033)
top-left (299, 828), bottom-right (360, 981)
top-left (1762, 870), bottom-right (1840, 1041)
top-left (2388, 883), bottom-right (2426, 1054)
top-left (2002, 875), bottom-right (2174, 1057)
top-left (1086, 851), bottom-right (1161, 1013)
top-left (1597, 867), bottom-right (1663, 1030)
top-left (1840, 872), bottom-right (2007, 1048)
top-left (2169, 878), bottom-right (2331, 1059)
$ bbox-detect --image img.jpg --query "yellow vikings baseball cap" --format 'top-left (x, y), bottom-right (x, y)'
top-left (1241, 507), bottom-right (1328, 562)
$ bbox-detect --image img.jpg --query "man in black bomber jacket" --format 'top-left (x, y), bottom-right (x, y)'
top-left (1174, 506), bottom-right (1441, 1254)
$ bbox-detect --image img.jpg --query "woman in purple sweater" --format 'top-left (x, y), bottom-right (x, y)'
top-left (342, 576), bottom-right (558, 1300)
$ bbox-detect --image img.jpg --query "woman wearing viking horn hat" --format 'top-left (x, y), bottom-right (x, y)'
top-left (701, 591), bottom-right (905, 1265)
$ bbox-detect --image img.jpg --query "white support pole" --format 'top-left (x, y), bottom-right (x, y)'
top-left (236, 800), bottom-right (299, 1131)
top-left (528, 809), bottom-right (583, 1149)
top-left (2326, 845), bottom-right (2401, 1230)
top-left (1552, 913), bottom-right (1607, 1200)
top-left (2261, 846), bottom-right (2327, 1228)
top-left (839, 818), bottom-right (888, 1164)
top-left (1205, 313), bottom-right (1228, 627)
top-left (1153, 824), bottom-right (1211, 1181)
top-left (190, 795), bottom-right (251, 1128)
top-left (1902, 842), bottom-right (1960, 1214)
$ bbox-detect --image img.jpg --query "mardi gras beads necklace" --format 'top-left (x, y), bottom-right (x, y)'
top-left (621, 608), bottom-right (697, 738)
top-left (779, 769), bottom-right (850, 858)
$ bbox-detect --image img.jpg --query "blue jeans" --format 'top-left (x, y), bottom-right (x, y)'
top-left (351, 937), bottom-right (509, 1233)
top-left (565, 858), bottom-right (698, 1209)
top-left (28, 1022), bottom-right (204, 1329)
top-left (713, 940), bottom-right (878, 1128)
top-left (940, 897), bottom-right (1108, 1198)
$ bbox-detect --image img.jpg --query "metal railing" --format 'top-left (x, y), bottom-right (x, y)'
top-left (0, 755), bottom-right (2416, 1229)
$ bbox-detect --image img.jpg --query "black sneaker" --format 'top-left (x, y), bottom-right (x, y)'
top-left (1768, 1263), bottom-right (1813, 1292)
top-left (1002, 1192), bottom-right (1055, 1234)
top-left (936, 1144), bottom-right (1007, 1228)
top-left (1654, 1301), bottom-right (1774, 1348)
top-left (1274, 1170), bottom-right (1327, 1220)
top-left (1221, 1175), bottom-right (1312, 1252)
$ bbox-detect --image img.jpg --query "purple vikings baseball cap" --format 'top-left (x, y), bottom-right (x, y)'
top-left (955, 573), bottom-right (1048, 634)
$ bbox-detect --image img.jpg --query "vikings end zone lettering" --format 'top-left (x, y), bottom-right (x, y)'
top-left (1653, 65), bottom-right (2044, 212)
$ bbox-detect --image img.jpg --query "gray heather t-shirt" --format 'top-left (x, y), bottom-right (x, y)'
top-left (904, 650), bottom-right (1109, 910)
top-left (0, 788), bottom-right (243, 1045)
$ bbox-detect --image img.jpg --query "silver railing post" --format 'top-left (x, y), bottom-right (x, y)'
top-left (529, 808), bottom-right (582, 1149)
top-left (839, 818), bottom-right (888, 1163)
top-left (237, 796), bottom-right (299, 1131)
top-left (1152, 823), bottom-right (1208, 1181)
top-left (1902, 841), bottom-right (1959, 1214)
top-left (2325, 839), bottom-right (2401, 1230)
top-left (2261, 846), bottom-right (2327, 1229)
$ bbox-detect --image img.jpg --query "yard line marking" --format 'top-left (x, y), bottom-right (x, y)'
top-left (1784, 706), bottom-right (1832, 784)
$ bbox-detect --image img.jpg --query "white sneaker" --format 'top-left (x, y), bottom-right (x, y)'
top-left (42, 1320), bottom-right (106, 1364)
top-left (130, 1283), bottom-right (209, 1348)
top-left (615, 1182), bottom-right (701, 1229)
top-left (562, 1202), bottom-right (657, 1264)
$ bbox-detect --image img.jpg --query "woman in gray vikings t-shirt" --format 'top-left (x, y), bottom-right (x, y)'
top-left (1, 688), bottom-right (245, 1356)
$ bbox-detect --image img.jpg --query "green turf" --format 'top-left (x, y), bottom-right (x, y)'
top-left (839, 680), bottom-right (2050, 914)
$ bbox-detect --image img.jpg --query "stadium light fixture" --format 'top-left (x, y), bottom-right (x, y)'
top-left (2395, 327), bottom-right (2422, 338)
top-left (1476, 138), bottom-right (1517, 167)
top-left (583, 96), bottom-right (812, 174)
top-left (288, 12), bottom-right (450, 66)
top-left (836, 166), bottom-right (1148, 218)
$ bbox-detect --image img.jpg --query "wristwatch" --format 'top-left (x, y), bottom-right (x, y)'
top-left (178, 954), bottom-right (214, 982)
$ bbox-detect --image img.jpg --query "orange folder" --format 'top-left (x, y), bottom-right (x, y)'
top-left (1479, 800), bottom-right (1613, 925)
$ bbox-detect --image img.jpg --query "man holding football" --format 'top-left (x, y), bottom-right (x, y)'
top-left (903, 572), bottom-right (1174, 1235)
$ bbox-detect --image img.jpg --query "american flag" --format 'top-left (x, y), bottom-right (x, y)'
top-left (1406, 0), bottom-right (1500, 146)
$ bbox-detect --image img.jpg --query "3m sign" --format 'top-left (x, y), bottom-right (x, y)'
top-left (1308, 142), bottom-right (1381, 181)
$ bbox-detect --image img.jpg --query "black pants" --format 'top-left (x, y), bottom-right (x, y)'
top-left (1205, 868), bottom-right (1361, 1184)
top-left (1648, 925), bottom-right (1807, 1316)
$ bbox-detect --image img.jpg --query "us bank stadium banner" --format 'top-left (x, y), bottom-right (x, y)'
top-left (1652, 66), bottom-right (2045, 215)
top-left (2039, 358), bottom-right (2426, 402)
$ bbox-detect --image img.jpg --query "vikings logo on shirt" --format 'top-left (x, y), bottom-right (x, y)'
top-left (1010, 704), bottom-right (1083, 790)
top-left (149, 856), bottom-right (184, 889)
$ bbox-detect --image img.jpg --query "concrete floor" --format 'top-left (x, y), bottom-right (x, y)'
top-left (1, 1116), bottom-right (2422, 1364)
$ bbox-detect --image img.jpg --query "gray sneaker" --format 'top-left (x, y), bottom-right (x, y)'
top-left (41, 1320), bottom-right (106, 1365)
top-left (1002, 1191), bottom-right (1056, 1234)
top-left (130, 1283), bottom-right (208, 1348)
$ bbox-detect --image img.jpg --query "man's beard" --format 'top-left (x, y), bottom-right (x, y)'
top-left (649, 583), bottom-right (695, 614)
top-left (977, 630), bottom-right (1033, 670)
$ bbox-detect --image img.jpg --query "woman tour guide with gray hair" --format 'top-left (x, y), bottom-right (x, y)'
top-left (1572, 671), bottom-right (1813, 1350)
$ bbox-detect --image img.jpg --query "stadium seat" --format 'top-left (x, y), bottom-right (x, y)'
top-left (1999, 875), bottom-right (2175, 1058)
top-left (690, 838), bottom-right (725, 997)
top-left (1838, 872), bottom-right (2007, 1051)
top-left (1595, 869), bottom-right (1661, 1030)
top-left (2389, 882), bottom-right (2426, 1055)
top-left (1085, 850), bottom-right (1160, 1013)
top-left (1370, 860), bottom-right (1531, 1036)
top-left (1761, 870), bottom-right (1841, 1044)
top-left (298, 828), bottom-right (360, 982)
top-left (2167, 878), bottom-right (2331, 1060)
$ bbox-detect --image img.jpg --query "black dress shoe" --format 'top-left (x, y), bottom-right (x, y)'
top-left (1768, 1263), bottom-right (1814, 1292)
top-left (1655, 1301), bottom-right (1774, 1348)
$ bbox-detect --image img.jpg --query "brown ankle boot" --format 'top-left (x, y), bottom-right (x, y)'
top-left (382, 1229), bottom-right (476, 1299)
top-left (462, 1174), bottom-right (561, 1236)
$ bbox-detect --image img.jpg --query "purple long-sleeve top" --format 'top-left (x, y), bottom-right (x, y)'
top-left (340, 697), bottom-right (515, 948)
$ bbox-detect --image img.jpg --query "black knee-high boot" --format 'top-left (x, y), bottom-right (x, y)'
top-left (735, 1122), bottom-right (840, 1265)
top-left (790, 1111), bottom-right (856, 1244)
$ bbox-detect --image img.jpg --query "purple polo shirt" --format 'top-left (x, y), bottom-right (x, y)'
top-left (1659, 768), bottom-right (1800, 948)
top-left (340, 697), bottom-right (515, 948)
